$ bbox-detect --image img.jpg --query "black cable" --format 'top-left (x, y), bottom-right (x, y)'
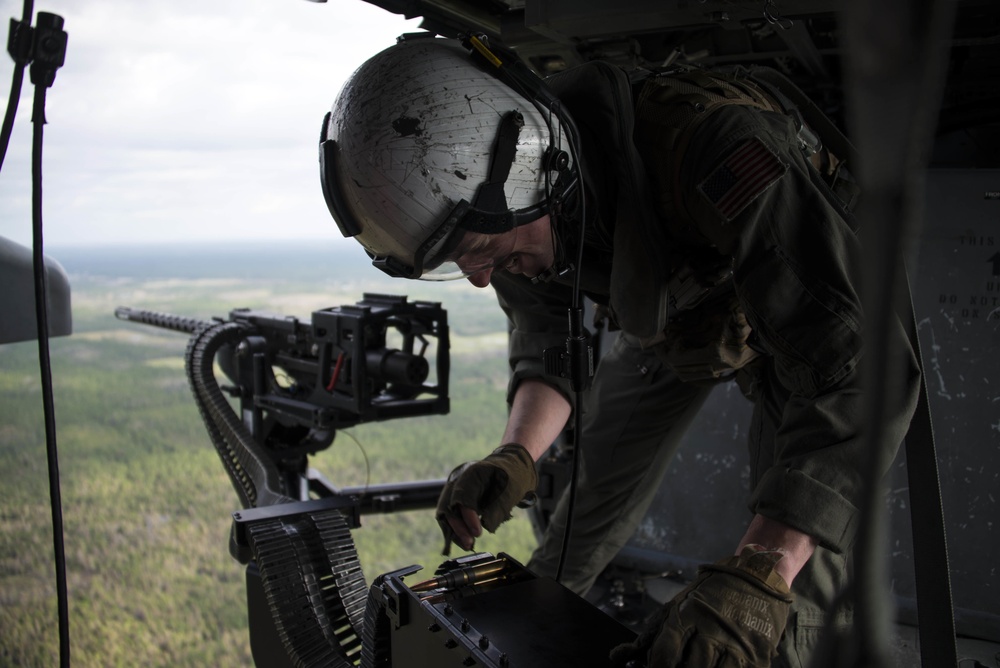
top-left (0, 57), bottom-right (26, 168)
top-left (0, 0), bottom-right (33, 170)
top-left (552, 103), bottom-right (588, 585)
top-left (5, 9), bottom-right (72, 665)
top-left (462, 34), bottom-right (591, 583)
top-left (555, 379), bottom-right (586, 583)
top-left (31, 79), bottom-right (71, 668)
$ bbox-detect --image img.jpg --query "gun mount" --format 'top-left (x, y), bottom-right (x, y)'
top-left (116, 293), bottom-right (449, 501)
top-left (116, 293), bottom-right (453, 666)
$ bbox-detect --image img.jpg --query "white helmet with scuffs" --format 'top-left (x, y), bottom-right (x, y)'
top-left (320, 34), bottom-right (577, 280)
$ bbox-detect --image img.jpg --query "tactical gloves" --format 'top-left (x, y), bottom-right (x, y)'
top-left (610, 545), bottom-right (793, 668)
top-left (436, 443), bottom-right (538, 554)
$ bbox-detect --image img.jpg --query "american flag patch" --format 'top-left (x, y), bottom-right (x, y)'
top-left (697, 137), bottom-right (787, 221)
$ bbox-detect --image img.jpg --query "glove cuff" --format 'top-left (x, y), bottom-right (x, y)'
top-left (701, 544), bottom-right (793, 600)
top-left (492, 442), bottom-right (538, 508)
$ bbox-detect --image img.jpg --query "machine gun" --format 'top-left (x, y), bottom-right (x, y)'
top-left (117, 294), bottom-right (635, 667)
top-left (116, 293), bottom-right (451, 666)
top-left (116, 293), bottom-right (449, 505)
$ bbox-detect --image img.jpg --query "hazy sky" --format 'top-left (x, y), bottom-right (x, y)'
top-left (0, 0), bottom-right (421, 248)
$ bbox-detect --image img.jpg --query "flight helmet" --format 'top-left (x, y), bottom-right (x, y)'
top-left (320, 34), bottom-right (578, 280)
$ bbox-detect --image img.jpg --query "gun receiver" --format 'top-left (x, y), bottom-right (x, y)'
top-left (117, 293), bottom-right (449, 433)
top-left (116, 293), bottom-right (450, 507)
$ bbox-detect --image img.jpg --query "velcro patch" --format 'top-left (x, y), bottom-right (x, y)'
top-left (697, 137), bottom-right (787, 221)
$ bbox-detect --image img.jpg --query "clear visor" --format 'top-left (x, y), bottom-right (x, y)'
top-left (420, 227), bottom-right (519, 281)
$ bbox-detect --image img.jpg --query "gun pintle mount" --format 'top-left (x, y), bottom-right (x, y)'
top-left (116, 293), bottom-right (450, 667)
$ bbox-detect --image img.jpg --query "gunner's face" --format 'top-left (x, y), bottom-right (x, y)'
top-left (457, 216), bottom-right (555, 288)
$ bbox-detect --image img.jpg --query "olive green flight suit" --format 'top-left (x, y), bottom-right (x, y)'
top-left (489, 66), bottom-right (921, 667)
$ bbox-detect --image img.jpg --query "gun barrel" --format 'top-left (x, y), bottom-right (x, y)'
top-left (114, 306), bottom-right (211, 334)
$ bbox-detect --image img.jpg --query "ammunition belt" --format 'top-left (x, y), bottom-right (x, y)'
top-left (185, 321), bottom-right (368, 665)
top-left (246, 510), bottom-right (367, 666)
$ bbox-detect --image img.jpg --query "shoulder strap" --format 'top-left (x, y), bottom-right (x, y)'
top-left (547, 61), bottom-right (671, 339)
top-left (743, 65), bottom-right (860, 168)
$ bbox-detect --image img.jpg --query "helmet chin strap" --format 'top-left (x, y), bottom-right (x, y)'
top-left (530, 265), bottom-right (563, 284)
top-left (530, 239), bottom-right (573, 284)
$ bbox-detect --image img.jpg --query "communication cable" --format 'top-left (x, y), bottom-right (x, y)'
top-left (1, 6), bottom-right (70, 666)
top-left (31, 77), bottom-right (70, 667)
top-left (0, 0), bottom-right (31, 169)
top-left (463, 33), bottom-right (593, 584)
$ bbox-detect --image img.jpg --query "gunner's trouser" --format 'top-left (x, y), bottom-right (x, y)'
top-left (526, 332), bottom-right (852, 668)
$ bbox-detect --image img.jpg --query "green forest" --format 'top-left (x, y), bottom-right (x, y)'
top-left (0, 246), bottom-right (538, 667)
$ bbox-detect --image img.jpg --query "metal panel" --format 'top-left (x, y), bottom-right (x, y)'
top-left (887, 168), bottom-right (1000, 639)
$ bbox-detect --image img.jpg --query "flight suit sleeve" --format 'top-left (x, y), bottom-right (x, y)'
top-left (490, 271), bottom-right (576, 405)
top-left (674, 104), bottom-right (920, 553)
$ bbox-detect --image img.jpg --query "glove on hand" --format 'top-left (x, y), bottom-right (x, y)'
top-left (610, 545), bottom-right (793, 668)
top-left (435, 443), bottom-right (537, 555)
